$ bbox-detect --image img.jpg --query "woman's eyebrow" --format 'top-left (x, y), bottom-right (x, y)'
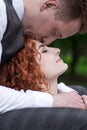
top-left (38, 44), bottom-right (45, 50)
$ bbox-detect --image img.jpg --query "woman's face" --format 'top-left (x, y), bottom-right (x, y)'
top-left (34, 40), bottom-right (68, 81)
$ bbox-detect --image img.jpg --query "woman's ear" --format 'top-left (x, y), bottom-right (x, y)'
top-left (40, 0), bottom-right (59, 11)
top-left (35, 53), bottom-right (41, 64)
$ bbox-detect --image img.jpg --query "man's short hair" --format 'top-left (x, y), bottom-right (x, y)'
top-left (55, 0), bottom-right (87, 33)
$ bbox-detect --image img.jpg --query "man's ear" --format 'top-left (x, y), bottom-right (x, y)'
top-left (40, 0), bottom-right (59, 11)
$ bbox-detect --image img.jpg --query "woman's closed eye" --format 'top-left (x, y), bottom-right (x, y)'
top-left (42, 50), bottom-right (48, 53)
top-left (37, 43), bottom-right (48, 53)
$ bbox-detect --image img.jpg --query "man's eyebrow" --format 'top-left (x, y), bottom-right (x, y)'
top-left (38, 44), bottom-right (45, 50)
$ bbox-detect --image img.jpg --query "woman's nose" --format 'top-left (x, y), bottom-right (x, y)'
top-left (54, 48), bottom-right (60, 55)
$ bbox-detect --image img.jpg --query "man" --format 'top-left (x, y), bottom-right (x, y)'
top-left (0, 0), bottom-right (87, 129)
top-left (22, 0), bottom-right (87, 44)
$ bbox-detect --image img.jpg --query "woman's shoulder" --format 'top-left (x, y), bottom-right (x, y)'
top-left (58, 82), bottom-right (77, 93)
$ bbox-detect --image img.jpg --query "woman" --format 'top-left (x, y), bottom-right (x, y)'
top-left (0, 36), bottom-right (86, 108)
top-left (0, 35), bottom-right (74, 94)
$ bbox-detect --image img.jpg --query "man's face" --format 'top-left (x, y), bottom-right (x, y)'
top-left (23, 0), bottom-right (82, 45)
top-left (29, 18), bottom-right (81, 45)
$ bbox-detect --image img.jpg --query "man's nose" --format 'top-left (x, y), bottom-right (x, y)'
top-left (43, 37), bottom-right (57, 45)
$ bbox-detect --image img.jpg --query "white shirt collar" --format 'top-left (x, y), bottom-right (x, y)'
top-left (12, 0), bottom-right (24, 21)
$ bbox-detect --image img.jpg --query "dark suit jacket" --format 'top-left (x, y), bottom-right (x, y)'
top-left (0, 86), bottom-right (87, 130)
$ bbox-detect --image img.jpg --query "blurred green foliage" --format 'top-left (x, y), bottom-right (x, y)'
top-left (49, 33), bottom-right (87, 87)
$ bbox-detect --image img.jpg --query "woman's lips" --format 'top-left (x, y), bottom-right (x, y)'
top-left (56, 58), bottom-right (63, 63)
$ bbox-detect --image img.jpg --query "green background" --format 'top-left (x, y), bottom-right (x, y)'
top-left (50, 33), bottom-right (87, 87)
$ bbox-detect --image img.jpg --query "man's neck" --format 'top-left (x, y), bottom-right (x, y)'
top-left (22, 0), bottom-right (31, 33)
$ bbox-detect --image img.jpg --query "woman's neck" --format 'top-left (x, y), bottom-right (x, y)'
top-left (48, 78), bottom-right (58, 95)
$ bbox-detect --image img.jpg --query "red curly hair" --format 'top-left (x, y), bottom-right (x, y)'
top-left (0, 36), bottom-right (49, 92)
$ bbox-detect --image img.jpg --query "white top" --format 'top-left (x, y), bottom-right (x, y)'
top-left (0, 0), bottom-right (75, 113)
top-left (58, 82), bottom-right (77, 93)
top-left (0, 82), bottom-right (75, 113)
top-left (0, 0), bottom-right (53, 110)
